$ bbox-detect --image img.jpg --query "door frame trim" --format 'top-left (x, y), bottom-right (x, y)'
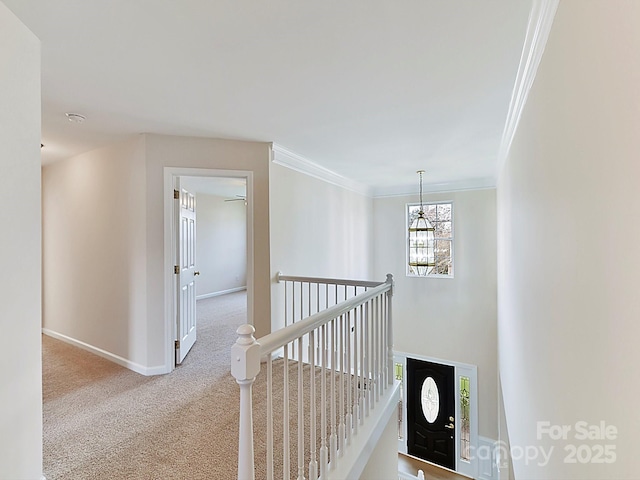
top-left (163, 167), bottom-right (254, 372)
top-left (395, 351), bottom-right (479, 479)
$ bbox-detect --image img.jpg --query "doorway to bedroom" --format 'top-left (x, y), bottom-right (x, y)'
top-left (170, 172), bottom-right (249, 367)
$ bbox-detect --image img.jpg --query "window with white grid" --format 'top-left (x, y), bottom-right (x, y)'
top-left (407, 202), bottom-right (453, 277)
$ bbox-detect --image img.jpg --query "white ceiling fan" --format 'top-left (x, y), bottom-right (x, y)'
top-left (225, 195), bottom-right (246, 204)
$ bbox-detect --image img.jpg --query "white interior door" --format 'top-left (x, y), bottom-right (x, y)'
top-left (175, 178), bottom-right (198, 364)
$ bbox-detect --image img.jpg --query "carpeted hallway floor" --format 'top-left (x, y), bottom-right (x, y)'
top-left (42, 291), bottom-right (247, 479)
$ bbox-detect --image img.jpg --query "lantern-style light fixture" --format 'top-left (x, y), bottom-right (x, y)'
top-left (408, 170), bottom-right (435, 276)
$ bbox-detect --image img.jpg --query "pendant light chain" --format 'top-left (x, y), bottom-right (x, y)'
top-left (408, 169), bottom-right (435, 276)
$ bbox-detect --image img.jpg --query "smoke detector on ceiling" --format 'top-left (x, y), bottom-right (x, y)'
top-left (66, 112), bottom-right (86, 123)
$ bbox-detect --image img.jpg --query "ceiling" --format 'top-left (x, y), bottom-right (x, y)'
top-left (5, 0), bottom-right (533, 192)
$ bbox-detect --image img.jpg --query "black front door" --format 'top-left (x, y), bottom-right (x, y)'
top-left (407, 358), bottom-right (455, 470)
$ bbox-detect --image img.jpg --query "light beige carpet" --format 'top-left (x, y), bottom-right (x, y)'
top-left (43, 291), bottom-right (247, 479)
top-left (44, 290), bottom-right (363, 480)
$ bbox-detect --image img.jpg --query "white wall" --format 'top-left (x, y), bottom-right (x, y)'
top-left (359, 409), bottom-right (399, 480)
top-left (0, 2), bottom-right (42, 477)
top-left (42, 136), bottom-right (148, 368)
top-left (498, 1), bottom-right (640, 478)
top-left (269, 163), bottom-right (374, 329)
top-left (194, 193), bottom-right (247, 297)
top-left (373, 189), bottom-right (498, 439)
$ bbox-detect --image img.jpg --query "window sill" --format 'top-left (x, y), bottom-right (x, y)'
top-left (406, 273), bottom-right (455, 279)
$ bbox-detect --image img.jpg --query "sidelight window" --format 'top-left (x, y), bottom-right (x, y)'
top-left (460, 376), bottom-right (471, 462)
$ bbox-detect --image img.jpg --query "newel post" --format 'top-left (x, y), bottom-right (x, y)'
top-left (231, 324), bottom-right (261, 480)
top-left (386, 273), bottom-right (395, 385)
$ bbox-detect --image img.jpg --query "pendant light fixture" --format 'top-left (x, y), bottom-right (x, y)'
top-left (408, 170), bottom-right (435, 276)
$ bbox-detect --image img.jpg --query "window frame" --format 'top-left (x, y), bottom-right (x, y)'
top-left (405, 200), bottom-right (454, 278)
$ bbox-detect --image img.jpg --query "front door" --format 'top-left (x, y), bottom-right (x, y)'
top-left (175, 178), bottom-right (198, 364)
top-left (407, 358), bottom-right (455, 470)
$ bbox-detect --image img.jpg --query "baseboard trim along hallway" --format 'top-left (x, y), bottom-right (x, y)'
top-left (41, 329), bottom-right (167, 376)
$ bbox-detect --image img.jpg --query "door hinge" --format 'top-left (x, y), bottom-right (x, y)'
top-left (173, 189), bottom-right (179, 200)
top-left (174, 265), bottom-right (180, 274)
top-left (175, 340), bottom-right (180, 349)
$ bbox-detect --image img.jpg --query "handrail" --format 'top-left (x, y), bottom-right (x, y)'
top-left (232, 273), bottom-right (395, 480)
top-left (276, 271), bottom-right (382, 289)
top-left (259, 275), bottom-right (392, 355)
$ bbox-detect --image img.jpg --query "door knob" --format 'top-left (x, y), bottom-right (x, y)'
top-left (445, 423), bottom-right (455, 429)
top-left (194, 271), bottom-right (200, 276)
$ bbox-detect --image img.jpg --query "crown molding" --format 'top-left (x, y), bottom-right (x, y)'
top-left (497, 0), bottom-right (560, 174)
top-left (271, 144), bottom-right (373, 197)
top-left (373, 177), bottom-right (496, 198)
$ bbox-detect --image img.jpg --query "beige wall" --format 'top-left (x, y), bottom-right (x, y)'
top-left (42, 133), bottom-right (271, 373)
top-left (269, 163), bottom-right (374, 330)
top-left (373, 188), bottom-right (498, 439)
top-left (145, 134), bottom-right (271, 364)
top-left (194, 193), bottom-right (247, 297)
top-left (43, 136), bottom-right (148, 366)
top-left (498, 1), bottom-right (640, 478)
top-left (0, 2), bottom-right (42, 477)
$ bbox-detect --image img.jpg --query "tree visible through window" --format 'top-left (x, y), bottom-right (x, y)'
top-left (407, 202), bottom-right (453, 276)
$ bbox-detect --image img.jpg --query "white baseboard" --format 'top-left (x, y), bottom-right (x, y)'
top-left (196, 286), bottom-right (246, 300)
top-left (42, 329), bottom-right (169, 376)
top-left (478, 436), bottom-right (498, 480)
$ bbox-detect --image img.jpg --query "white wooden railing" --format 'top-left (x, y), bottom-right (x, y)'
top-left (231, 273), bottom-right (395, 480)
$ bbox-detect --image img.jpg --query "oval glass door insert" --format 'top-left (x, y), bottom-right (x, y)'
top-left (421, 376), bottom-right (440, 423)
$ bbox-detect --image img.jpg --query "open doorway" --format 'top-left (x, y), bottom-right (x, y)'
top-left (177, 175), bottom-right (248, 364)
top-left (164, 167), bottom-right (254, 372)
top-left (185, 176), bottom-right (247, 302)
